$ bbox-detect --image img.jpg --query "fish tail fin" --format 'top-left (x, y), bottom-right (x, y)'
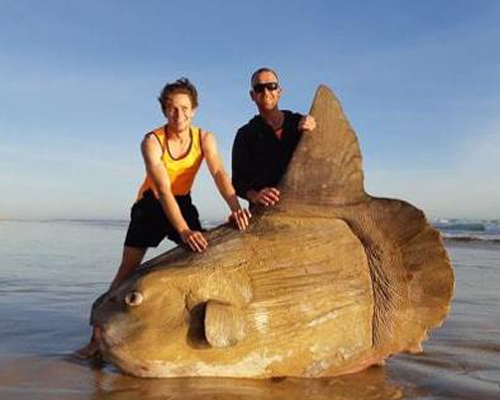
top-left (346, 198), bottom-right (454, 353)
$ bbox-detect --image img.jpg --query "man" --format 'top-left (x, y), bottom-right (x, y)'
top-left (232, 68), bottom-right (316, 207)
top-left (75, 78), bottom-right (251, 358)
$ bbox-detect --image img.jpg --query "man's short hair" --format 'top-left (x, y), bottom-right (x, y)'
top-left (250, 68), bottom-right (280, 88)
top-left (158, 78), bottom-right (199, 111)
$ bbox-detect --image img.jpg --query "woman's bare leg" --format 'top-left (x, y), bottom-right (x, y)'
top-left (73, 246), bottom-right (147, 359)
top-left (108, 246), bottom-right (147, 291)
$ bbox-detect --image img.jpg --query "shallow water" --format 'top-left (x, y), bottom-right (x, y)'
top-left (0, 220), bottom-right (499, 400)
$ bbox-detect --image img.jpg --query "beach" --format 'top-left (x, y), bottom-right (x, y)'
top-left (0, 219), bottom-right (499, 400)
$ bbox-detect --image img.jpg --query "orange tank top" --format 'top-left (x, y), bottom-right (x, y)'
top-left (137, 126), bottom-right (204, 199)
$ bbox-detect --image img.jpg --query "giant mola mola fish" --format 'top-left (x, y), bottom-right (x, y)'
top-left (91, 86), bottom-right (454, 378)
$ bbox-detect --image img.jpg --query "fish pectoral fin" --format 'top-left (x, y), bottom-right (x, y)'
top-left (204, 300), bottom-right (246, 348)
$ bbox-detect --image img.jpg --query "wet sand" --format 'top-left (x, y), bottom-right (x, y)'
top-left (0, 221), bottom-right (499, 399)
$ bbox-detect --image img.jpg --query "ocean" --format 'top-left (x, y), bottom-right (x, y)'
top-left (0, 218), bottom-right (499, 400)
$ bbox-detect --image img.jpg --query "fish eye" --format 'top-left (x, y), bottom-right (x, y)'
top-left (124, 291), bottom-right (143, 307)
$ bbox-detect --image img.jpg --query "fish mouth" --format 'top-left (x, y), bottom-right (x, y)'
top-left (98, 330), bottom-right (137, 371)
top-left (98, 327), bottom-right (125, 356)
top-left (98, 331), bottom-right (156, 377)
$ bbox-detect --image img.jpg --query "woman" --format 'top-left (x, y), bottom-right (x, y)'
top-left (74, 78), bottom-right (251, 358)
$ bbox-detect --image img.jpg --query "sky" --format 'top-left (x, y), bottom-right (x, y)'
top-left (1, 0), bottom-right (499, 221)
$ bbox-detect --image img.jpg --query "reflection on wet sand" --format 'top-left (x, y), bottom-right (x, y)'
top-left (0, 356), bottom-right (404, 400)
top-left (89, 359), bottom-right (404, 400)
top-left (389, 343), bottom-right (500, 400)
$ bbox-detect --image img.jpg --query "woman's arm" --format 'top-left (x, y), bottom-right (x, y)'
top-left (201, 131), bottom-right (251, 230)
top-left (141, 134), bottom-right (207, 252)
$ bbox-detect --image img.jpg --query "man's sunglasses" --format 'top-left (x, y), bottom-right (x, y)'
top-left (253, 82), bottom-right (279, 94)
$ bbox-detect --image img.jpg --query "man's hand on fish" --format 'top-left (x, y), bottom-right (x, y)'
top-left (249, 187), bottom-right (280, 207)
top-left (298, 114), bottom-right (316, 132)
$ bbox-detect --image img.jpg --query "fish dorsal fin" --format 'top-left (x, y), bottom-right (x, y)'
top-left (279, 85), bottom-right (366, 206)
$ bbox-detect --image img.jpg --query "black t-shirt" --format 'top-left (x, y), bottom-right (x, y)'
top-left (231, 110), bottom-right (303, 200)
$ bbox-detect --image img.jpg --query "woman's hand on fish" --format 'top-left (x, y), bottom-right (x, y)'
top-left (229, 208), bottom-right (252, 230)
top-left (180, 229), bottom-right (208, 252)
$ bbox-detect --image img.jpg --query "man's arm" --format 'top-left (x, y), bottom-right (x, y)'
top-left (231, 128), bottom-right (254, 200)
top-left (141, 134), bottom-right (207, 252)
top-left (202, 131), bottom-right (251, 230)
top-left (231, 127), bottom-right (281, 207)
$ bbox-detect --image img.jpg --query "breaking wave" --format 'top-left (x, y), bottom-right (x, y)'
top-left (434, 219), bottom-right (500, 244)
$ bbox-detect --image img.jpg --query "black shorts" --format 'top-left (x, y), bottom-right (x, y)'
top-left (124, 190), bottom-right (202, 248)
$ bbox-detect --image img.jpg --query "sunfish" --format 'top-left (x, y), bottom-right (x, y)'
top-left (91, 86), bottom-right (454, 378)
